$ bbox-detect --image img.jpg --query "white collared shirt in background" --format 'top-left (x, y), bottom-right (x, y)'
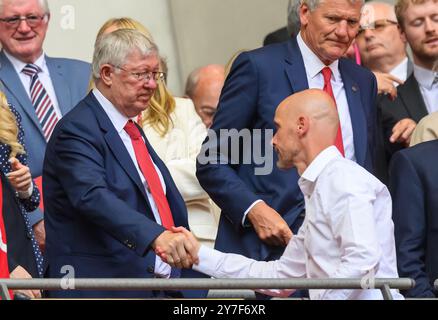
top-left (194, 146), bottom-right (403, 300)
top-left (414, 64), bottom-right (438, 114)
top-left (4, 51), bottom-right (62, 119)
top-left (390, 57), bottom-right (409, 85)
top-left (93, 88), bottom-right (171, 278)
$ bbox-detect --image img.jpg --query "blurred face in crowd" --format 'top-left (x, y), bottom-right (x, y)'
top-left (102, 50), bottom-right (159, 118)
top-left (191, 65), bottom-right (225, 128)
top-left (399, 0), bottom-right (438, 69)
top-left (300, 0), bottom-right (362, 65)
top-left (356, 3), bottom-right (406, 68)
top-left (0, 0), bottom-right (49, 63)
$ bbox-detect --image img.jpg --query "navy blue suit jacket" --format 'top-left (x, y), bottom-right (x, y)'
top-left (389, 140), bottom-right (438, 298)
top-left (197, 38), bottom-right (378, 261)
top-left (0, 51), bottom-right (91, 225)
top-left (43, 92), bottom-right (202, 298)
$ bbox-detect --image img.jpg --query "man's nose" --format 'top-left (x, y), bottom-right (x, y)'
top-left (17, 18), bottom-right (32, 33)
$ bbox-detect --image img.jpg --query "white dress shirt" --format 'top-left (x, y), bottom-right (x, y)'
top-left (243, 33), bottom-right (357, 224)
top-left (92, 88), bottom-right (171, 278)
top-left (194, 146), bottom-right (403, 300)
top-left (4, 51), bottom-right (62, 119)
top-left (390, 57), bottom-right (409, 85)
top-left (414, 64), bottom-right (438, 114)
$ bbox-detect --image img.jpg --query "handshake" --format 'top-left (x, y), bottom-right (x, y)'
top-left (152, 226), bottom-right (201, 269)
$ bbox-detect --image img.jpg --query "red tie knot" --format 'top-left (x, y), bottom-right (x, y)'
top-left (321, 67), bottom-right (332, 83)
top-left (124, 120), bottom-right (142, 140)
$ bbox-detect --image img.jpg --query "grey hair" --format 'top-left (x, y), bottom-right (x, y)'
top-left (0, 0), bottom-right (50, 15)
top-left (287, 0), bottom-right (301, 36)
top-left (301, 0), bottom-right (364, 11)
top-left (92, 29), bottom-right (159, 80)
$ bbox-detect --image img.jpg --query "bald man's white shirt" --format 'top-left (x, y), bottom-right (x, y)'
top-left (193, 146), bottom-right (404, 300)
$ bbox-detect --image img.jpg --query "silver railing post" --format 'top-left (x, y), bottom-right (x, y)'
top-left (0, 283), bottom-right (11, 300)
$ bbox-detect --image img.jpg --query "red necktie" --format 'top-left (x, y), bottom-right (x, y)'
top-left (321, 67), bottom-right (345, 156)
top-left (124, 121), bottom-right (175, 229)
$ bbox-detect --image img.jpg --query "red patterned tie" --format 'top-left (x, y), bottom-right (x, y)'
top-left (321, 67), bottom-right (345, 156)
top-left (124, 121), bottom-right (174, 229)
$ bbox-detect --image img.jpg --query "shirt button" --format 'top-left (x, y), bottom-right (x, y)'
top-left (147, 266), bottom-right (154, 273)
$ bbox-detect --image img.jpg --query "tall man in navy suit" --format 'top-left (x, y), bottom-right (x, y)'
top-left (43, 29), bottom-right (200, 298)
top-left (197, 0), bottom-right (377, 277)
top-left (0, 0), bottom-right (90, 243)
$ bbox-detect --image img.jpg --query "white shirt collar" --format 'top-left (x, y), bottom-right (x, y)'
top-left (4, 50), bottom-right (47, 75)
top-left (390, 57), bottom-right (408, 82)
top-left (299, 146), bottom-right (343, 197)
top-left (296, 32), bottom-right (341, 82)
top-left (413, 64), bottom-right (437, 89)
top-left (92, 88), bottom-right (136, 134)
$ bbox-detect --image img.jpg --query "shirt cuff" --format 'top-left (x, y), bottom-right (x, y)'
top-left (17, 181), bottom-right (33, 199)
top-left (242, 200), bottom-right (263, 227)
top-left (193, 245), bottom-right (225, 278)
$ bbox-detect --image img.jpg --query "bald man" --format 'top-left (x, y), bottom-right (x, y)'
top-left (185, 64), bottom-right (225, 128)
top-left (163, 90), bottom-right (403, 300)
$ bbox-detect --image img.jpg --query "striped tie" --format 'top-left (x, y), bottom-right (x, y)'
top-left (22, 64), bottom-right (59, 141)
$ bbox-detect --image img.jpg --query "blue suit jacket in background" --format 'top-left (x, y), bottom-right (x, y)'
top-left (197, 37), bottom-right (378, 262)
top-left (0, 50), bottom-right (91, 225)
top-left (43, 93), bottom-right (204, 298)
top-left (389, 140), bottom-right (438, 298)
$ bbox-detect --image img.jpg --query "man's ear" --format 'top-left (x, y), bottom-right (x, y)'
top-left (297, 116), bottom-right (308, 137)
top-left (300, 3), bottom-right (310, 28)
top-left (398, 25), bottom-right (407, 44)
top-left (100, 65), bottom-right (113, 86)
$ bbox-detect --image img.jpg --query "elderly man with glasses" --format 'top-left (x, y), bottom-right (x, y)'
top-left (43, 29), bottom-right (204, 299)
top-left (0, 0), bottom-right (91, 251)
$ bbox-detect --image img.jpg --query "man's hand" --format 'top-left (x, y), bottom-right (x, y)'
top-left (374, 72), bottom-right (404, 101)
top-left (33, 220), bottom-right (46, 253)
top-left (390, 118), bottom-right (417, 146)
top-left (6, 157), bottom-right (32, 194)
top-left (152, 230), bottom-right (198, 269)
top-left (10, 266), bottom-right (41, 299)
top-left (156, 227), bottom-right (200, 268)
top-left (247, 201), bottom-right (292, 247)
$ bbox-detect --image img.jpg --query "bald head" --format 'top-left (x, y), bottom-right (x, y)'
top-left (273, 89), bottom-right (340, 173)
top-left (185, 64), bottom-right (225, 127)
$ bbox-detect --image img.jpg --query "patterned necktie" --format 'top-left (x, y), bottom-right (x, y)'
top-left (22, 64), bottom-right (59, 141)
top-left (433, 72), bottom-right (438, 86)
top-left (321, 67), bottom-right (345, 156)
top-left (124, 121), bottom-right (175, 229)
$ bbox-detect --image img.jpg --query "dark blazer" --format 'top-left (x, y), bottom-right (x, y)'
top-left (43, 92), bottom-right (202, 298)
top-left (379, 74), bottom-right (429, 155)
top-left (1, 171), bottom-right (38, 278)
top-left (0, 51), bottom-right (91, 226)
top-left (196, 37), bottom-right (378, 262)
top-left (263, 27), bottom-right (290, 46)
top-left (389, 140), bottom-right (438, 298)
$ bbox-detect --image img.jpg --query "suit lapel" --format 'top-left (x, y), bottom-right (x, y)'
top-left (85, 93), bottom-right (150, 204)
top-left (0, 51), bottom-right (45, 137)
top-left (399, 75), bottom-right (428, 122)
top-left (284, 38), bottom-right (309, 92)
top-left (45, 56), bottom-right (72, 116)
top-left (339, 59), bottom-right (367, 166)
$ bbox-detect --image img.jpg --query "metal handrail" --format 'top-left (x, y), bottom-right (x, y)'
top-left (0, 278), bottom-right (414, 300)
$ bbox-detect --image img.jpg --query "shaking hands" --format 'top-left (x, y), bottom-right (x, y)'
top-left (153, 227), bottom-right (201, 269)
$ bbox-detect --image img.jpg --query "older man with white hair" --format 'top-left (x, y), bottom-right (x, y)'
top-left (43, 29), bottom-right (203, 299)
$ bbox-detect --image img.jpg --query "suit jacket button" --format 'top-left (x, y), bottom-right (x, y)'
top-left (147, 266), bottom-right (154, 273)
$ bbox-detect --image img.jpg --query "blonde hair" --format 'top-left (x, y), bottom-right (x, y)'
top-left (92, 17), bottom-right (176, 136)
top-left (0, 92), bottom-right (25, 158)
top-left (395, 0), bottom-right (438, 28)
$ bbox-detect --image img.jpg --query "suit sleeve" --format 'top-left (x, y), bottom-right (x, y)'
top-left (389, 151), bottom-right (435, 297)
top-left (196, 52), bottom-right (261, 230)
top-left (47, 121), bottom-right (165, 257)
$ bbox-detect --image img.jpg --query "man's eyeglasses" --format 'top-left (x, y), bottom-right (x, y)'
top-left (113, 65), bottom-right (166, 82)
top-left (357, 19), bottom-right (398, 35)
top-left (0, 14), bottom-right (48, 28)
